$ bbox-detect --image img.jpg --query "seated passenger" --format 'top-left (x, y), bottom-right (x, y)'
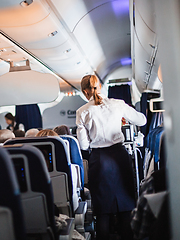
top-left (4, 112), bottom-right (25, 132)
top-left (36, 129), bottom-right (59, 137)
top-left (25, 128), bottom-right (39, 137)
top-left (13, 129), bottom-right (25, 138)
top-left (0, 129), bottom-right (15, 143)
top-left (53, 125), bottom-right (71, 135)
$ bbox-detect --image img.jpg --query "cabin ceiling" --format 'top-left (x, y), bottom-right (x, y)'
top-left (0, 0), bottom-right (131, 93)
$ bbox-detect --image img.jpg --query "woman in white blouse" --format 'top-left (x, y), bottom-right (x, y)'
top-left (76, 75), bottom-right (146, 240)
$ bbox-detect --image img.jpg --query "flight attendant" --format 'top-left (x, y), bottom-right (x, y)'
top-left (5, 112), bottom-right (25, 132)
top-left (76, 75), bottom-right (146, 240)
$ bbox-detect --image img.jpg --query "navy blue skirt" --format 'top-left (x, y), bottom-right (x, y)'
top-left (88, 143), bottom-right (135, 214)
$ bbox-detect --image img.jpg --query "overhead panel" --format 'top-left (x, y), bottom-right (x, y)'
top-left (49, 0), bottom-right (131, 81)
top-left (0, 0), bottom-right (22, 8)
top-left (72, 1), bottom-right (131, 80)
top-left (0, 0), bottom-right (83, 90)
top-left (132, 0), bottom-right (161, 91)
top-left (135, 0), bottom-right (156, 55)
top-left (0, 70), bottom-right (60, 106)
top-left (0, 0), bottom-right (132, 91)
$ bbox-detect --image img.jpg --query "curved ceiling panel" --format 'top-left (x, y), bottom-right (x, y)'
top-left (0, 0), bottom-right (132, 92)
top-left (73, 1), bottom-right (131, 80)
top-left (136, 0), bottom-right (156, 33)
top-left (135, 5), bottom-right (156, 55)
top-left (0, 14), bottom-right (67, 45)
top-left (0, 1), bottom-right (49, 27)
top-left (134, 34), bottom-right (149, 92)
top-left (0, 0), bottom-right (22, 8)
top-left (28, 40), bottom-right (78, 60)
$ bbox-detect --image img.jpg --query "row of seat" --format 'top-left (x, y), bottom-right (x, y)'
top-left (1, 135), bottom-right (92, 240)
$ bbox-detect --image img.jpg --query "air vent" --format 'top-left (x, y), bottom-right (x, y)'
top-left (64, 49), bottom-right (71, 53)
top-left (20, 0), bottom-right (33, 7)
top-left (48, 31), bottom-right (58, 37)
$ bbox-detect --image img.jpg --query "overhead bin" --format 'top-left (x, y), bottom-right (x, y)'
top-left (131, 0), bottom-right (162, 92)
top-left (0, 64), bottom-right (60, 106)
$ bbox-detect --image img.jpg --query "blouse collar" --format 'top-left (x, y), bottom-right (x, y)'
top-left (89, 94), bottom-right (106, 102)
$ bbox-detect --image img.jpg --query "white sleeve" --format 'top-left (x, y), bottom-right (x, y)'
top-left (19, 123), bottom-right (25, 131)
top-left (76, 110), bottom-right (90, 150)
top-left (122, 102), bottom-right (147, 126)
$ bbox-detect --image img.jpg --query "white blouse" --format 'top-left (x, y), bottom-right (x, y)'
top-left (76, 94), bottom-right (146, 150)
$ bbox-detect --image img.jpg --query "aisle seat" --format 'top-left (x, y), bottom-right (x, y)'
top-left (0, 147), bottom-right (26, 240)
top-left (5, 137), bottom-right (87, 231)
top-left (4, 144), bottom-right (75, 240)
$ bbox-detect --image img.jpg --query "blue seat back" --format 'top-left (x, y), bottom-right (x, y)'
top-left (5, 144), bottom-right (57, 239)
top-left (0, 147), bottom-right (26, 240)
top-left (5, 137), bottom-right (73, 211)
top-left (60, 135), bottom-right (84, 188)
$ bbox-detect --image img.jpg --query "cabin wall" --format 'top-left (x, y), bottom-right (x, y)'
top-left (42, 95), bottom-right (86, 129)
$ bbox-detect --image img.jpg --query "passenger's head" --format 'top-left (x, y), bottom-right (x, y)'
top-left (53, 125), bottom-right (71, 135)
top-left (81, 75), bottom-right (102, 105)
top-left (25, 128), bottom-right (39, 137)
top-left (13, 130), bottom-right (25, 138)
top-left (0, 129), bottom-right (15, 143)
top-left (4, 112), bottom-right (15, 125)
top-left (36, 129), bottom-right (59, 137)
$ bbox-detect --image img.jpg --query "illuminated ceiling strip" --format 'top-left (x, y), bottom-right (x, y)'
top-left (0, 29), bottom-right (80, 91)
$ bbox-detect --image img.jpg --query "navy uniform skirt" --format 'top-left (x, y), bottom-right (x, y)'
top-left (88, 143), bottom-right (136, 215)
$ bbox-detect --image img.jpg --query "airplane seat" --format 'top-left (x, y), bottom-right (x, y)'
top-left (4, 137), bottom-right (75, 215)
top-left (5, 137), bottom-right (87, 230)
top-left (4, 144), bottom-right (75, 240)
top-left (60, 135), bottom-right (84, 189)
top-left (60, 135), bottom-right (93, 234)
top-left (60, 135), bottom-right (91, 204)
top-left (0, 146), bottom-right (26, 240)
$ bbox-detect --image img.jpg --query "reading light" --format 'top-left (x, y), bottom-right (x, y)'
top-left (20, 0), bottom-right (33, 7)
top-left (64, 49), bottom-right (71, 53)
top-left (149, 43), bottom-right (155, 49)
top-left (48, 31), bottom-right (58, 37)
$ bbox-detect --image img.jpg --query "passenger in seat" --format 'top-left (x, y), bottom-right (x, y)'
top-left (13, 129), bottom-right (25, 137)
top-left (0, 129), bottom-right (15, 143)
top-left (36, 129), bottom-right (59, 137)
top-left (53, 125), bottom-right (71, 135)
top-left (76, 75), bottom-right (147, 240)
top-left (25, 128), bottom-right (39, 137)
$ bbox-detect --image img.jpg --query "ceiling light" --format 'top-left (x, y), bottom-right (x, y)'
top-left (64, 49), bottom-right (71, 53)
top-left (48, 31), bottom-right (58, 37)
top-left (20, 0), bottom-right (33, 7)
top-left (120, 58), bottom-right (132, 66)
